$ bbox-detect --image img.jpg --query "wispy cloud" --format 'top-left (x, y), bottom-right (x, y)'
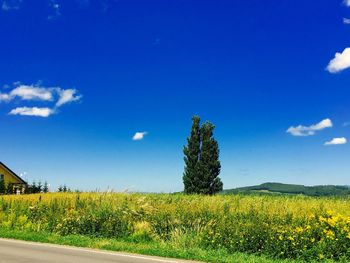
top-left (343, 122), bottom-right (350, 127)
top-left (287, 118), bottom-right (333, 137)
top-left (47, 0), bottom-right (61, 20)
top-left (324, 137), bottom-right (347, 146)
top-left (0, 82), bottom-right (82, 117)
top-left (56, 89), bottom-right (82, 107)
top-left (0, 93), bottom-right (11, 101)
top-left (133, 132), bottom-right (147, 141)
top-left (153, 37), bottom-right (161, 46)
top-left (0, 84), bottom-right (81, 105)
top-left (0, 85), bottom-right (54, 102)
top-left (343, 18), bottom-right (350, 24)
top-left (345, 0), bottom-right (350, 7)
top-left (2, 0), bottom-right (22, 11)
top-left (2, 0), bottom-right (62, 19)
top-left (326, 48), bottom-right (350, 73)
top-left (9, 107), bottom-right (54, 117)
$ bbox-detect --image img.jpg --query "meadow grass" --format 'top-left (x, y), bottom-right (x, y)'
top-left (0, 193), bottom-right (350, 262)
top-left (0, 229), bottom-right (302, 263)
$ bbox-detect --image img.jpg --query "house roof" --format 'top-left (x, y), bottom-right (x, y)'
top-left (0, 162), bottom-right (27, 185)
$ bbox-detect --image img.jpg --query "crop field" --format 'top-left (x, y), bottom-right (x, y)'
top-left (0, 193), bottom-right (350, 262)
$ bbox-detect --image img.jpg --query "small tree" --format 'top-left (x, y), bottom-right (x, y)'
top-left (37, 181), bottom-right (43, 193)
top-left (183, 116), bottom-right (223, 195)
top-left (43, 181), bottom-right (49, 193)
top-left (32, 181), bottom-right (37, 193)
top-left (0, 178), bottom-right (6, 194)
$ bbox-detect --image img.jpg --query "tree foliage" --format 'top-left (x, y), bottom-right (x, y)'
top-left (183, 116), bottom-right (201, 194)
top-left (0, 177), bottom-right (49, 195)
top-left (0, 178), bottom-right (6, 194)
top-left (183, 116), bottom-right (223, 195)
top-left (26, 181), bottom-right (48, 194)
top-left (58, 184), bottom-right (70, 192)
top-left (43, 181), bottom-right (49, 193)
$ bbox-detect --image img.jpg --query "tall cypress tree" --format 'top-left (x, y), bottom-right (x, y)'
top-left (198, 122), bottom-right (223, 195)
top-left (183, 116), bottom-right (223, 195)
top-left (183, 116), bottom-right (201, 194)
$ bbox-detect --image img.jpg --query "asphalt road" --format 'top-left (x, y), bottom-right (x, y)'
top-left (0, 239), bottom-right (198, 263)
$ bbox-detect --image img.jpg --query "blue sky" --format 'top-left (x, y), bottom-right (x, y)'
top-left (0, 0), bottom-right (350, 192)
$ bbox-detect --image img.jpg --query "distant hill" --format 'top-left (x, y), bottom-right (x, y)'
top-left (222, 182), bottom-right (350, 197)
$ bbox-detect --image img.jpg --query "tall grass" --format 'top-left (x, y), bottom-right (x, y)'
top-left (0, 193), bottom-right (350, 261)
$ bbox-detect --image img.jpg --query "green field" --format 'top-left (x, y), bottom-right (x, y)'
top-left (1, 193), bottom-right (350, 262)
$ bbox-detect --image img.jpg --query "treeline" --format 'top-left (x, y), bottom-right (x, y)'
top-left (57, 185), bottom-right (72, 192)
top-left (26, 181), bottom-right (49, 194)
top-left (0, 180), bottom-right (76, 195)
top-left (0, 180), bottom-right (49, 194)
top-left (224, 182), bottom-right (350, 197)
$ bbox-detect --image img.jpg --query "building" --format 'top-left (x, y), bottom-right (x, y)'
top-left (0, 162), bottom-right (27, 194)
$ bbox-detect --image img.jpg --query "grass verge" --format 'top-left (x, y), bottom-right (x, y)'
top-left (0, 229), bottom-right (306, 263)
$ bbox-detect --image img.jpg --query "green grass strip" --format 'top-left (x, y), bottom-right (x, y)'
top-left (0, 229), bottom-right (306, 263)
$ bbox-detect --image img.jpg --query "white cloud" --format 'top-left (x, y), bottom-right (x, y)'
top-left (9, 107), bottom-right (54, 117)
top-left (0, 93), bottom-right (11, 101)
top-left (10, 85), bottom-right (54, 101)
top-left (324, 137), bottom-right (347, 146)
top-left (0, 83), bottom-right (81, 103)
top-left (326, 48), bottom-right (350, 73)
top-left (345, 0), bottom-right (350, 7)
top-left (343, 18), bottom-right (350, 24)
top-left (56, 88), bottom-right (81, 107)
top-left (133, 132), bottom-right (147, 141)
top-left (0, 84), bottom-right (81, 105)
top-left (287, 118), bottom-right (333, 136)
top-left (2, 0), bottom-right (22, 11)
top-left (0, 82), bottom-right (82, 117)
